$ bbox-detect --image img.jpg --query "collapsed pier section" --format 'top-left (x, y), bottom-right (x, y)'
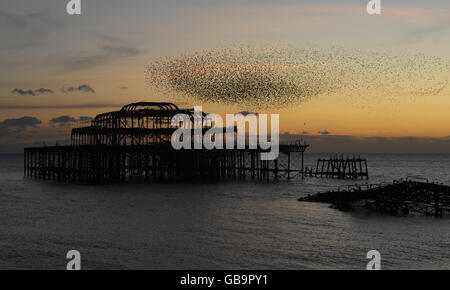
top-left (304, 154), bottom-right (369, 179)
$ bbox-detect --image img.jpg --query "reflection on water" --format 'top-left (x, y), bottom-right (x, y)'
top-left (0, 153), bottom-right (449, 269)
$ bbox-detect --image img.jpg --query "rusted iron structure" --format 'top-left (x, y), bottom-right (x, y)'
top-left (24, 102), bottom-right (309, 182)
top-left (304, 154), bottom-right (368, 179)
top-left (299, 177), bottom-right (450, 217)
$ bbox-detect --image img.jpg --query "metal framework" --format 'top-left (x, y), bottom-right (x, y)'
top-left (24, 102), bottom-right (309, 182)
top-left (304, 154), bottom-right (369, 179)
top-left (71, 102), bottom-right (202, 146)
top-left (300, 177), bottom-right (450, 217)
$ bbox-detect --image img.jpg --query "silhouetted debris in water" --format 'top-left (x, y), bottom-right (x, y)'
top-left (145, 45), bottom-right (450, 109)
top-left (299, 177), bottom-right (450, 217)
top-left (303, 154), bottom-right (368, 179)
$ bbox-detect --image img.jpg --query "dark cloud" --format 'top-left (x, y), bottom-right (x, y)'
top-left (11, 88), bottom-right (53, 96)
top-left (78, 116), bottom-right (93, 122)
top-left (62, 84), bottom-right (95, 94)
top-left (50, 115), bottom-right (76, 125)
top-left (11, 88), bottom-right (35, 96)
top-left (34, 88), bottom-right (53, 94)
top-left (237, 111), bottom-right (259, 116)
top-left (50, 115), bottom-right (93, 126)
top-left (0, 116), bottom-right (42, 137)
top-left (318, 130), bottom-right (330, 135)
top-left (0, 116), bottom-right (41, 128)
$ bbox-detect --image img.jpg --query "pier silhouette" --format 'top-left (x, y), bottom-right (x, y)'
top-left (24, 102), bottom-right (309, 182)
top-left (304, 154), bottom-right (369, 179)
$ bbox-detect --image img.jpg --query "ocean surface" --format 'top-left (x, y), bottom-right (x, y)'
top-left (1, 153), bottom-right (449, 270)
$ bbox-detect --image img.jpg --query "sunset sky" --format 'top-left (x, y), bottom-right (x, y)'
top-left (1, 0), bottom-right (450, 152)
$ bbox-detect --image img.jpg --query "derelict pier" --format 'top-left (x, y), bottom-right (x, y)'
top-left (24, 102), bottom-right (309, 182)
